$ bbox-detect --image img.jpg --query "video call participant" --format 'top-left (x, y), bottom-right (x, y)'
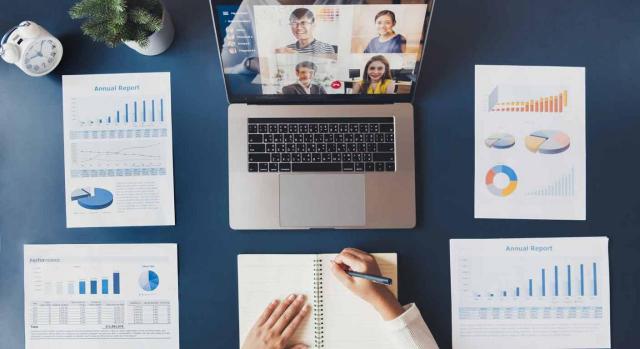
top-left (282, 61), bottom-right (327, 95)
top-left (364, 10), bottom-right (407, 53)
top-left (275, 8), bottom-right (337, 54)
top-left (353, 55), bottom-right (396, 94)
top-left (241, 248), bottom-right (439, 349)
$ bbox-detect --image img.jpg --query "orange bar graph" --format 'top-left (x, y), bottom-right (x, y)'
top-left (490, 89), bottom-right (568, 113)
top-left (559, 93), bottom-right (563, 112)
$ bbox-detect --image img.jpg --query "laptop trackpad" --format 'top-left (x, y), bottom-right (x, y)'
top-left (280, 174), bottom-right (366, 227)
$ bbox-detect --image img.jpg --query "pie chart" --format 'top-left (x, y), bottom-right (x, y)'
top-left (485, 165), bottom-right (518, 197)
top-left (485, 133), bottom-right (515, 149)
top-left (139, 270), bottom-right (160, 291)
top-left (525, 130), bottom-right (570, 154)
top-left (71, 187), bottom-right (113, 210)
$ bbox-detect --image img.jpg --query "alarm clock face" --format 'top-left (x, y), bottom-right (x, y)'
top-left (23, 38), bottom-right (61, 76)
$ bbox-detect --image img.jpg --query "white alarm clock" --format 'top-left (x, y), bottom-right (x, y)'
top-left (0, 21), bottom-right (63, 77)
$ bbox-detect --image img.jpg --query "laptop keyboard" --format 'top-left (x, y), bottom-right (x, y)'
top-left (247, 117), bottom-right (395, 173)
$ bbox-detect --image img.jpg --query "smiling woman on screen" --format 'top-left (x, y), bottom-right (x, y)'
top-left (364, 10), bottom-right (407, 54)
top-left (352, 55), bottom-right (395, 95)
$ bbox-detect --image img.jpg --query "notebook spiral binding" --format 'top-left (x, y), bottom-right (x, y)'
top-left (313, 258), bottom-right (324, 348)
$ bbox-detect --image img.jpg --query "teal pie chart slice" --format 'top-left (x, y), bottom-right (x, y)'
top-left (71, 187), bottom-right (113, 210)
top-left (139, 270), bottom-right (160, 291)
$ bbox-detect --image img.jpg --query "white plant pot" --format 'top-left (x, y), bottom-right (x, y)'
top-left (123, 6), bottom-right (174, 56)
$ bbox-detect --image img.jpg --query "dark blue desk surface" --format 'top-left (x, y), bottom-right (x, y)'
top-left (1, 0), bottom-right (640, 348)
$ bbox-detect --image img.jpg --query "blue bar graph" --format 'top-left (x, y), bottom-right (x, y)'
top-left (593, 263), bottom-right (597, 296)
top-left (476, 261), bottom-right (600, 301)
top-left (79, 98), bottom-right (166, 126)
top-left (580, 264), bottom-right (584, 296)
top-left (79, 281), bottom-right (86, 294)
top-left (90, 280), bottom-right (97, 294)
top-left (567, 265), bottom-right (572, 296)
top-left (102, 279), bottom-right (108, 294)
top-left (114, 272), bottom-right (120, 294)
top-left (554, 265), bottom-right (559, 296)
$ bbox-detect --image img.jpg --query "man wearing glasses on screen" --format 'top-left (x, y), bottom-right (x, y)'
top-left (275, 8), bottom-right (337, 54)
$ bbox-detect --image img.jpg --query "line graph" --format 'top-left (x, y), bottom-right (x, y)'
top-left (75, 143), bottom-right (162, 163)
top-left (70, 140), bottom-right (166, 176)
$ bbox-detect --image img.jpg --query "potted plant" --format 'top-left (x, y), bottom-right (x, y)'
top-left (69, 0), bottom-right (174, 56)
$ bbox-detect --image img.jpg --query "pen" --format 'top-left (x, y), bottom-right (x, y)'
top-left (346, 271), bottom-right (393, 285)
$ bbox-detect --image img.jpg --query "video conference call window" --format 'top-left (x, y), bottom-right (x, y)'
top-left (214, 1), bottom-right (432, 97)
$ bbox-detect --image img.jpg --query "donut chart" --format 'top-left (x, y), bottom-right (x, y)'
top-left (485, 133), bottom-right (515, 149)
top-left (525, 130), bottom-right (570, 154)
top-left (485, 165), bottom-right (518, 197)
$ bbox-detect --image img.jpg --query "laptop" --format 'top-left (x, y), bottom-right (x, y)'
top-left (210, 0), bottom-right (435, 229)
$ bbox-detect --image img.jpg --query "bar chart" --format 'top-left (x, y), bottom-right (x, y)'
top-left (527, 167), bottom-right (575, 197)
top-left (69, 96), bottom-right (167, 128)
top-left (488, 85), bottom-right (569, 113)
top-left (468, 261), bottom-right (598, 299)
top-left (76, 272), bottom-right (121, 295)
top-left (454, 250), bottom-right (606, 322)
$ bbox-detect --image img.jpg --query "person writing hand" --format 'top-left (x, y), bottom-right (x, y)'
top-left (241, 294), bottom-right (310, 349)
top-left (330, 247), bottom-right (404, 320)
top-left (330, 248), bottom-right (440, 349)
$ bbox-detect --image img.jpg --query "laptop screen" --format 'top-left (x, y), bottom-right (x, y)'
top-left (211, 0), bottom-right (435, 104)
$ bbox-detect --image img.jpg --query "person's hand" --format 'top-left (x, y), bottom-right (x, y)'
top-left (330, 248), bottom-right (404, 321)
top-left (241, 294), bottom-right (310, 349)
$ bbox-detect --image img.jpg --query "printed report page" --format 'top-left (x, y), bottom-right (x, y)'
top-left (23, 244), bottom-right (179, 349)
top-left (62, 72), bottom-right (175, 227)
top-left (450, 237), bottom-right (610, 349)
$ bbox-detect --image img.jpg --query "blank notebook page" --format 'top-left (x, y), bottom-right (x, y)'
top-left (320, 253), bottom-right (398, 349)
top-left (237, 255), bottom-right (315, 348)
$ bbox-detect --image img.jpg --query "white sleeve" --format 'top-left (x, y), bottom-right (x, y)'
top-left (382, 303), bottom-right (440, 349)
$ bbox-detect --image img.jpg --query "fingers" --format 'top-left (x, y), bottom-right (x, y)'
top-left (334, 250), bottom-right (367, 271)
top-left (273, 295), bottom-right (306, 334)
top-left (255, 299), bottom-right (279, 327)
top-left (264, 294), bottom-right (297, 328)
top-left (330, 260), bottom-right (354, 288)
top-left (288, 344), bottom-right (309, 349)
top-left (342, 247), bottom-right (370, 258)
top-left (281, 304), bottom-right (310, 340)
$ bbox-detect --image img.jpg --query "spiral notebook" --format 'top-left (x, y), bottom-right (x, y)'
top-left (238, 253), bottom-right (398, 349)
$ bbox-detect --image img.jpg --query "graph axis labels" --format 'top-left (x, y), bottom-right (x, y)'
top-left (485, 165), bottom-right (518, 197)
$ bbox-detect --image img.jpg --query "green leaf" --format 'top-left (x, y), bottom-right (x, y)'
top-left (69, 0), bottom-right (163, 48)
